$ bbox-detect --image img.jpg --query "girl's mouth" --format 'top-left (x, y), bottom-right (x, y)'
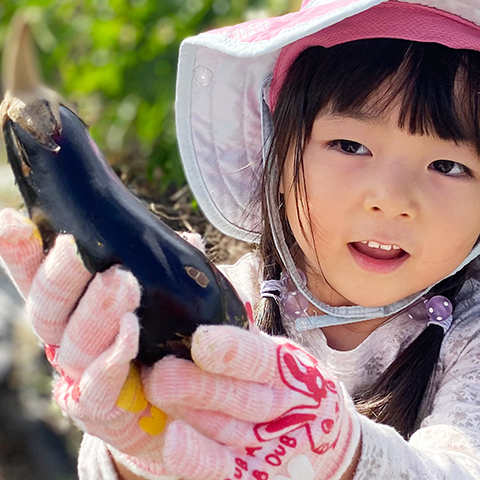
top-left (348, 241), bottom-right (409, 274)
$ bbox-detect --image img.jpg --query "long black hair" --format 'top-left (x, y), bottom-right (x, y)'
top-left (256, 38), bottom-right (480, 438)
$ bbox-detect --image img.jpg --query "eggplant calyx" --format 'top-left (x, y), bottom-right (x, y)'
top-left (1, 92), bottom-right (62, 152)
top-left (0, 12), bottom-right (64, 152)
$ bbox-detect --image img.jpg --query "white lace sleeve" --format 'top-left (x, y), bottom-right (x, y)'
top-left (78, 434), bottom-right (119, 480)
top-left (217, 253), bottom-right (261, 307)
top-left (354, 309), bottom-right (480, 479)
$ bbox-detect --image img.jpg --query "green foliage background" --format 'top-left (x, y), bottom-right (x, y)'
top-left (0, 0), bottom-right (298, 192)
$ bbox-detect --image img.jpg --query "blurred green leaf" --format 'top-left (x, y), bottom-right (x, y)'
top-left (0, 0), bottom-right (295, 192)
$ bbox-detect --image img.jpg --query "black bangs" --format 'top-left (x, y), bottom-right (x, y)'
top-left (277, 38), bottom-right (480, 154)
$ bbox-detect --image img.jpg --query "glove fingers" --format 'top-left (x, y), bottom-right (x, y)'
top-left (79, 311), bottom-right (140, 415)
top-left (0, 208), bottom-right (44, 297)
top-left (171, 406), bottom-right (259, 447)
top-left (145, 355), bottom-right (298, 422)
top-left (192, 326), bottom-right (331, 397)
top-left (27, 235), bottom-right (92, 345)
top-left (164, 420), bottom-right (236, 480)
top-left (191, 325), bottom-right (282, 384)
top-left (57, 267), bottom-right (141, 379)
top-left (57, 311), bottom-right (141, 418)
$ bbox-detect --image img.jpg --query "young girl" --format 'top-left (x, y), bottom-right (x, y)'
top-left (2, 0), bottom-right (480, 478)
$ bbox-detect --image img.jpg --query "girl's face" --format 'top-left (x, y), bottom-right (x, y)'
top-left (282, 109), bottom-right (480, 307)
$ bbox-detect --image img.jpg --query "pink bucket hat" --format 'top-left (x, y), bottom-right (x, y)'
top-left (175, 0), bottom-right (480, 244)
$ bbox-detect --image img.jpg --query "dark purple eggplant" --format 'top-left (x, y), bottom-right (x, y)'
top-left (1, 16), bottom-right (248, 364)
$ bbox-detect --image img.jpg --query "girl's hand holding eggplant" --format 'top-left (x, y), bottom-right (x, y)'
top-left (144, 325), bottom-right (361, 480)
top-left (0, 205), bottom-right (361, 480)
top-left (0, 208), bottom-right (178, 479)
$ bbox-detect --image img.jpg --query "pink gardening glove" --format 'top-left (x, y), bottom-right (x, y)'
top-left (0, 208), bottom-right (178, 479)
top-left (144, 325), bottom-right (361, 480)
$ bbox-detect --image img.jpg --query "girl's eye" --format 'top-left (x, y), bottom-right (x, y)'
top-left (329, 140), bottom-right (371, 155)
top-left (429, 160), bottom-right (473, 178)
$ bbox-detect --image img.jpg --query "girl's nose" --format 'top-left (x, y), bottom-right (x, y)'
top-left (362, 166), bottom-right (419, 220)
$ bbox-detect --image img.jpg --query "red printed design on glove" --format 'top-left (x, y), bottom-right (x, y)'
top-left (44, 344), bottom-right (58, 366)
top-left (54, 375), bottom-right (81, 407)
top-left (254, 343), bottom-right (342, 455)
top-left (245, 302), bottom-right (254, 325)
top-left (224, 435), bottom-right (299, 480)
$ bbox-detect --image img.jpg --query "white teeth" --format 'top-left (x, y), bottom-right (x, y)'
top-left (361, 240), bottom-right (401, 251)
